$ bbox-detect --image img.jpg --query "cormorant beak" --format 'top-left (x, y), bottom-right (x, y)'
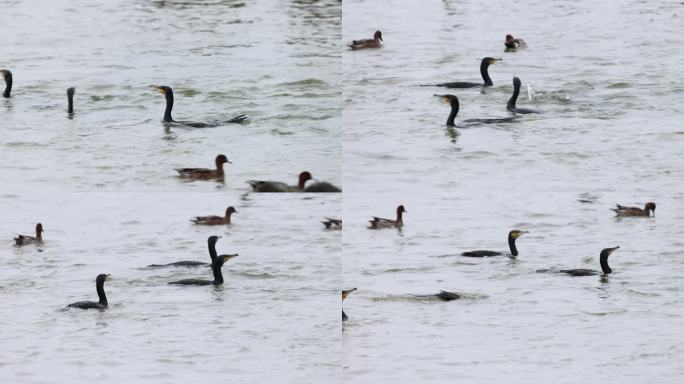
top-left (433, 94), bottom-right (450, 103)
top-left (220, 254), bottom-right (239, 261)
top-left (151, 85), bottom-right (165, 94)
top-left (105, 274), bottom-right (112, 280)
top-left (609, 246), bottom-right (620, 254)
top-left (491, 58), bottom-right (503, 64)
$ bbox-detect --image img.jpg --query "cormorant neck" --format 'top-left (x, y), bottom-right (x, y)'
top-left (212, 262), bottom-right (224, 285)
top-left (96, 280), bottom-right (108, 305)
top-left (3, 73), bottom-right (12, 98)
top-left (507, 81), bottom-right (520, 110)
top-left (447, 101), bottom-right (459, 126)
top-left (208, 241), bottom-right (218, 262)
top-left (600, 253), bottom-right (612, 274)
top-left (164, 92), bottom-right (174, 122)
top-left (67, 95), bottom-right (74, 114)
top-left (508, 235), bottom-right (518, 256)
top-left (480, 62), bottom-right (493, 86)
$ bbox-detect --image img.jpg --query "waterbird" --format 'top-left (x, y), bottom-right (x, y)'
top-left (175, 154), bottom-right (231, 180)
top-left (369, 205), bottom-right (406, 229)
top-left (507, 77), bottom-right (541, 114)
top-left (14, 223), bottom-right (44, 246)
top-left (435, 94), bottom-right (519, 126)
top-left (192, 206), bottom-right (238, 225)
top-left (612, 202), bottom-right (655, 217)
top-left (153, 85), bottom-right (246, 127)
top-left (461, 230), bottom-right (529, 258)
top-left (67, 274), bottom-right (111, 310)
top-left (424, 57), bottom-right (502, 88)
top-left (349, 31), bottom-right (383, 50)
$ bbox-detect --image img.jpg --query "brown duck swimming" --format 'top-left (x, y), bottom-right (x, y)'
top-left (192, 206), bottom-right (238, 225)
top-left (612, 202), bottom-right (655, 217)
top-left (349, 31), bottom-right (382, 50)
top-left (462, 230), bottom-right (528, 257)
top-left (342, 288), bottom-right (357, 321)
top-left (14, 223), bottom-right (44, 246)
top-left (505, 34), bottom-right (527, 50)
top-left (322, 218), bottom-right (342, 230)
top-left (369, 205), bottom-right (406, 229)
top-left (176, 154), bottom-right (230, 180)
top-left (1, 69), bottom-right (12, 98)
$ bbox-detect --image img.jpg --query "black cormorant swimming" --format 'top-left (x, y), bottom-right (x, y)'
top-left (67, 87), bottom-right (75, 115)
top-left (168, 254), bottom-right (236, 286)
top-left (462, 230), bottom-right (529, 257)
top-left (507, 77), bottom-right (540, 114)
top-left (558, 246), bottom-right (619, 276)
top-left (67, 274), bottom-right (111, 310)
top-left (435, 94), bottom-right (519, 126)
top-left (426, 57), bottom-right (502, 88)
top-left (1, 69), bottom-right (12, 98)
top-left (148, 235), bottom-right (237, 268)
top-left (153, 85), bottom-right (246, 127)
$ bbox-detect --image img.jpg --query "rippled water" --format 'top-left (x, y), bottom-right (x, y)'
top-left (1, 0), bottom-right (341, 382)
top-left (343, 0), bottom-right (683, 382)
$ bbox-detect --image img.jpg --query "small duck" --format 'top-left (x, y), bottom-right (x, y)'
top-left (369, 205), bottom-right (406, 229)
top-left (322, 218), bottom-right (342, 230)
top-left (342, 288), bottom-right (357, 321)
top-left (248, 171), bottom-right (341, 192)
top-left (14, 223), bottom-right (44, 246)
top-left (349, 30), bottom-right (383, 50)
top-left (175, 154), bottom-right (230, 180)
top-left (192, 206), bottom-right (238, 225)
top-left (505, 34), bottom-right (527, 50)
top-left (612, 202), bottom-right (656, 217)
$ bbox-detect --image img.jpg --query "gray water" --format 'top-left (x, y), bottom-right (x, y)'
top-left (343, 0), bottom-right (683, 383)
top-left (1, 0), bottom-right (341, 382)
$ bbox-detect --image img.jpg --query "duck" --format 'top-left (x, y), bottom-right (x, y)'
top-left (14, 223), bottom-right (44, 246)
top-left (369, 205), bottom-right (406, 229)
top-left (505, 34), bottom-right (527, 50)
top-left (191, 206), bottom-right (238, 225)
top-left (349, 31), bottom-right (382, 50)
top-left (322, 218), bottom-right (342, 229)
top-left (247, 171), bottom-right (341, 192)
top-left (612, 202), bottom-right (655, 217)
top-left (175, 154), bottom-right (230, 180)
top-left (342, 288), bottom-right (357, 321)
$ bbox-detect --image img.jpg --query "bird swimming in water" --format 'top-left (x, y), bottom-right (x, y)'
top-left (342, 288), bottom-right (357, 321)
top-left (462, 230), bottom-right (529, 257)
top-left (192, 206), bottom-right (238, 225)
top-left (67, 87), bottom-right (75, 115)
top-left (425, 57), bottom-right (502, 88)
top-left (14, 223), bottom-right (44, 246)
top-left (1, 69), bottom-right (12, 98)
top-left (148, 235), bottom-right (237, 268)
top-left (176, 154), bottom-right (231, 180)
top-left (507, 77), bottom-right (541, 114)
top-left (505, 34), bottom-right (527, 50)
top-left (248, 171), bottom-right (341, 192)
top-left (322, 218), bottom-right (342, 230)
top-left (153, 85), bottom-right (246, 127)
top-left (435, 94), bottom-right (519, 126)
top-left (349, 31), bottom-right (383, 50)
top-left (67, 274), bottom-right (111, 310)
top-left (552, 246), bottom-right (620, 276)
top-left (168, 254), bottom-right (236, 286)
top-left (612, 202), bottom-right (655, 217)
top-left (369, 205), bottom-right (406, 229)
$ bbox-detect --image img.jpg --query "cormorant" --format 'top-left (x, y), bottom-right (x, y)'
top-left (153, 85), bottom-right (246, 127)
top-left (349, 31), bottom-right (383, 50)
top-left (369, 205), bottom-right (405, 229)
top-left (342, 288), bottom-right (357, 321)
top-left (192, 206), bottom-right (238, 225)
top-left (67, 87), bottom-right (75, 114)
top-left (67, 274), bottom-right (110, 310)
top-left (14, 223), bottom-right (44, 246)
top-left (176, 154), bottom-right (231, 180)
top-left (427, 57), bottom-right (502, 88)
top-left (612, 202), bottom-right (655, 217)
top-left (462, 230), bottom-right (528, 257)
top-left (507, 77), bottom-right (540, 114)
top-left (435, 94), bottom-right (519, 126)
top-left (168, 254), bottom-right (235, 286)
top-left (1, 69), bottom-right (12, 98)
top-left (148, 235), bottom-right (237, 268)
top-left (558, 246), bottom-right (619, 276)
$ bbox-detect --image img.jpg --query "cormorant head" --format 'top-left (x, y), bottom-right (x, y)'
top-left (226, 206), bottom-right (238, 215)
top-left (600, 246), bottom-right (619, 259)
top-left (645, 202), bottom-right (656, 215)
top-left (512, 76), bottom-right (521, 88)
top-left (374, 31), bottom-right (383, 41)
top-left (208, 235), bottom-right (221, 245)
top-left (397, 205), bottom-right (407, 214)
top-left (36, 223), bottom-right (44, 234)
top-left (215, 154), bottom-right (231, 166)
top-left (0, 69), bottom-right (11, 81)
top-left (67, 87), bottom-right (75, 97)
top-left (482, 57), bottom-right (502, 67)
top-left (435, 94), bottom-right (459, 108)
top-left (299, 171), bottom-right (313, 187)
top-left (342, 288), bottom-right (357, 300)
top-left (96, 274), bottom-right (111, 284)
top-left (509, 230), bottom-right (529, 239)
top-left (154, 86), bottom-right (174, 102)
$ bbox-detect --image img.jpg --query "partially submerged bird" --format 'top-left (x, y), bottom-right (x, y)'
top-left (349, 31), bottom-right (382, 50)
top-left (248, 171), bottom-right (341, 192)
top-left (369, 205), bottom-right (406, 229)
top-left (612, 202), bottom-right (656, 217)
top-left (462, 230), bottom-right (529, 257)
top-left (1, 69), bottom-right (12, 98)
top-left (168, 254), bottom-right (236, 286)
top-left (322, 218), bottom-right (342, 230)
top-left (192, 206), bottom-right (238, 225)
top-left (435, 94), bottom-right (519, 126)
top-left (427, 57), bottom-right (502, 88)
top-left (435, 290), bottom-right (461, 301)
top-left (557, 246), bottom-right (620, 276)
top-left (67, 274), bottom-right (111, 310)
top-left (148, 235), bottom-right (237, 268)
top-left (505, 34), bottom-right (527, 50)
top-left (175, 154), bottom-right (230, 180)
top-left (67, 87), bottom-right (75, 115)
top-left (342, 288), bottom-right (357, 321)
top-left (507, 77), bottom-right (541, 114)
top-left (153, 85), bottom-right (246, 128)
top-left (14, 223), bottom-right (44, 246)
